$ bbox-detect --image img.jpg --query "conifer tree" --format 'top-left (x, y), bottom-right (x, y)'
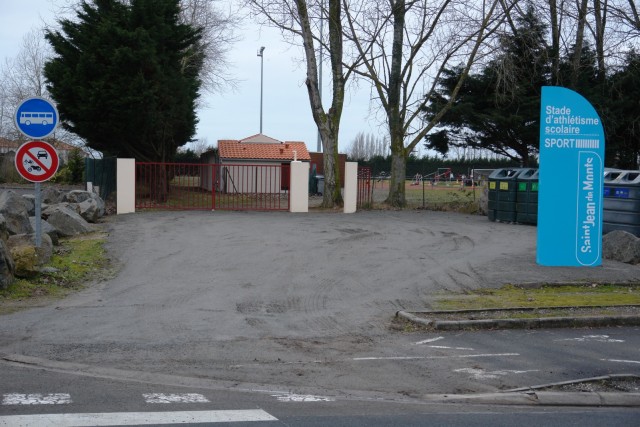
top-left (44, 0), bottom-right (203, 162)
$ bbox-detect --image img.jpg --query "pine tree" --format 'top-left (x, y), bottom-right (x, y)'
top-left (605, 51), bottom-right (640, 168)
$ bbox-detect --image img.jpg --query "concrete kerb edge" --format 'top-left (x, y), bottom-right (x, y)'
top-left (504, 373), bottom-right (640, 393)
top-left (396, 310), bottom-right (640, 330)
top-left (423, 391), bottom-right (640, 407)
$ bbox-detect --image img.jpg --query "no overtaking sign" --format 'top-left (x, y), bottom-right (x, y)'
top-left (14, 141), bottom-right (60, 183)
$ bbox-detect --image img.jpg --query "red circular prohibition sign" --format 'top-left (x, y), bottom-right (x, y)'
top-left (14, 141), bottom-right (60, 182)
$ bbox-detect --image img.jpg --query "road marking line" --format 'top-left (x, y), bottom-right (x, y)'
top-left (601, 358), bottom-right (640, 364)
top-left (2, 393), bottom-right (71, 405)
top-left (143, 393), bottom-right (209, 404)
top-left (352, 353), bottom-right (519, 361)
top-left (414, 337), bottom-right (444, 345)
top-left (556, 335), bottom-right (624, 343)
top-left (0, 410), bottom-right (277, 426)
top-left (427, 345), bottom-right (475, 350)
top-left (454, 368), bottom-right (539, 380)
top-left (271, 393), bottom-right (335, 402)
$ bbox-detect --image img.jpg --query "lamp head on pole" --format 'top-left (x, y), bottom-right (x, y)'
top-left (257, 46), bottom-right (265, 57)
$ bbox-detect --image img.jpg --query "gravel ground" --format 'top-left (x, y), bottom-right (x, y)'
top-left (2, 209), bottom-right (640, 397)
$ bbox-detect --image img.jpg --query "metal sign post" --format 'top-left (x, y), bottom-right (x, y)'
top-left (35, 182), bottom-right (41, 247)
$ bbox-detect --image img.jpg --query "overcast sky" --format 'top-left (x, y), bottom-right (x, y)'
top-left (1, 0), bottom-right (386, 154)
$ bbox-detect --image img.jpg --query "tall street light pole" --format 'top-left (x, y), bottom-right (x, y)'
top-left (257, 46), bottom-right (265, 134)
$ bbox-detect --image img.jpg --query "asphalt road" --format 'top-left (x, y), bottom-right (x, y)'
top-left (1, 363), bottom-right (639, 426)
top-left (1, 210), bottom-right (639, 400)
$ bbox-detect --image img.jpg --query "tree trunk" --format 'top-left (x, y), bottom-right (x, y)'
top-left (548, 0), bottom-right (561, 84)
top-left (593, 0), bottom-right (607, 83)
top-left (295, 0), bottom-right (344, 208)
top-left (387, 142), bottom-right (407, 207)
top-left (322, 131), bottom-right (342, 206)
top-left (384, 0), bottom-right (406, 207)
top-left (571, 0), bottom-right (589, 88)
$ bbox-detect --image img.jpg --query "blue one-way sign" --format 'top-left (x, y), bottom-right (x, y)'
top-left (14, 97), bottom-right (59, 139)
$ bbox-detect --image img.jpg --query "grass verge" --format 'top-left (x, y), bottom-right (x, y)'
top-left (0, 231), bottom-right (112, 314)
top-left (431, 283), bottom-right (640, 311)
top-left (392, 284), bottom-right (640, 331)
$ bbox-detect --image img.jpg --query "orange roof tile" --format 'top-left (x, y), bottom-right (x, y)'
top-left (219, 136), bottom-right (310, 161)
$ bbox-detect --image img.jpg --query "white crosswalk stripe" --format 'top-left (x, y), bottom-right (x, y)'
top-left (0, 409), bottom-right (278, 426)
top-left (143, 393), bottom-right (210, 403)
top-left (2, 393), bottom-right (71, 405)
top-left (0, 391), bottom-right (280, 425)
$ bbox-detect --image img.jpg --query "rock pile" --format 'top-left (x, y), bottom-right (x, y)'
top-left (603, 230), bottom-right (640, 265)
top-left (0, 189), bottom-right (106, 289)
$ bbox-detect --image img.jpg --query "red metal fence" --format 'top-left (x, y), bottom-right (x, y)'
top-left (135, 162), bottom-right (290, 211)
top-left (357, 166), bottom-right (373, 209)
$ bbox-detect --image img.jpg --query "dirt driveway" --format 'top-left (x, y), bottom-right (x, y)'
top-left (1, 210), bottom-right (638, 397)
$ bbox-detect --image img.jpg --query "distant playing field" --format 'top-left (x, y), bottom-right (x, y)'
top-left (370, 179), bottom-right (484, 210)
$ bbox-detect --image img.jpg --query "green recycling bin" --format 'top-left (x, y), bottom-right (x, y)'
top-left (516, 168), bottom-right (539, 224)
top-left (488, 168), bottom-right (522, 222)
top-left (603, 170), bottom-right (640, 237)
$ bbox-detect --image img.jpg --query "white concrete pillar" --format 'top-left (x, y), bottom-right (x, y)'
top-left (343, 161), bottom-right (358, 213)
top-left (116, 158), bottom-right (136, 214)
top-left (289, 161), bottom-right (309, 213)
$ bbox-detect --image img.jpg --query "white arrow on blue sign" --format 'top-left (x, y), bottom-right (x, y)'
top-left (14, 97), bottom-right (59, 139)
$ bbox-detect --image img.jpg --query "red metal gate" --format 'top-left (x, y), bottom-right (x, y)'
top-left (135, 162), bottom-right (290, 211)
top-left (357, 166), bottom-right (373, 209)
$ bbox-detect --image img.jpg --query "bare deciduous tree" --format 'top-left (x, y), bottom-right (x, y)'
top-left (0, 28), bottom-right (50, 141)
top-left (179, 0), bottom-right (240, 95)
top-left (609, 0), bottom-right (640, 33)
top-left (348, 131), bottom-right (388, 160)
top-left (249, 0), bottom-right (360, 207)
top-left (343, 0), bottom-right (508, 206)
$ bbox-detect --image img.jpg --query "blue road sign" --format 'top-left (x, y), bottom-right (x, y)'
top-left (14, 97), bottom-right (59, 139)
top-left (537, 86), bottom-right (605, 266)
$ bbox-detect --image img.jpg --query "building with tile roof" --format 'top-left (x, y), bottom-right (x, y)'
top-left (200, 134), bottom-right (310, 193)
top-left (218, 134), bottom-right (310, 162)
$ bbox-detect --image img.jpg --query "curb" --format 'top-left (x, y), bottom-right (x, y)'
top-left (423, 391), bottom-right (640, 406)
top-left (396, 307), bottom-right (640, 330)
top-left (424, 374), bottom-right (640, 407)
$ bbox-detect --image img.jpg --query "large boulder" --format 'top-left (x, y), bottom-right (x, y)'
top-left (29, 217), bottom-right (60, 245)
top-left (42, 187), bottom-right (64, 204)
top-left (0, 239), bottom-right (15, 289)
top-left (603, 230), bottom-right (640, 264)
top-left (62, 190), bottom-right (94, 204)
top-left (42, 204), bottom-right (92, 237)
top-left (63, 190), bottom-right (106, 222)
top-left (21, 194), bottom-right (36, 216)
top-left (77, 198), bottom-right (101, 223)
top-left (0, 214), bottom-right (8, 242)
top-left (0, 190), bottom-right (33, 235)
top-left (7, 233), bottom-right (53, 278)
